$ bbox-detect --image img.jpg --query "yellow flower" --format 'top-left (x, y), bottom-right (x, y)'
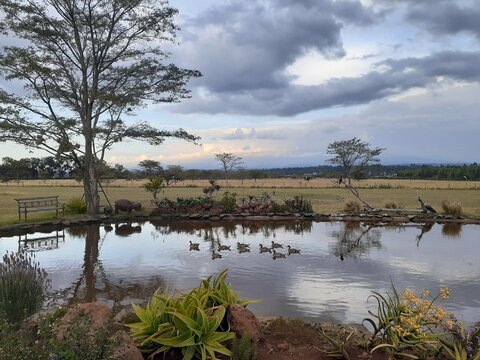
top-left (439, 287), bottom-right (450, 300)
top-left (421, 289), bottom-right (431, 298)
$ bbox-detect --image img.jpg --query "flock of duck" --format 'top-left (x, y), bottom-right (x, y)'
top-left (189, 240), bottom-right (301, 260)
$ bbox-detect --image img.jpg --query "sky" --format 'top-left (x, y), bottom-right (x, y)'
top-left (1, 0), bottom-right (480, 169)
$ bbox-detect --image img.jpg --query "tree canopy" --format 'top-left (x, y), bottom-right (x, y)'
top-left (0, 0), bottom-right (201, 215)
top-left (326, 138), bottom-right (384, 184)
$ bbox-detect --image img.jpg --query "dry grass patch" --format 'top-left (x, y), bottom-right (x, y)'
top-left (441, 200), bottom-right (463, 216)
top-left (343, 200), bottom-right (361, 213)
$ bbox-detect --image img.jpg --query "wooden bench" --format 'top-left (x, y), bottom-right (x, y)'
top-left (15, 196), bottom-right (65, 221)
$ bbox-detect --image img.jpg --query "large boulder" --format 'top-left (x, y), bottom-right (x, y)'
top-left (54, 303), bottom-right (143, 360)
top-left (227, 304), bottom-right (264, 342)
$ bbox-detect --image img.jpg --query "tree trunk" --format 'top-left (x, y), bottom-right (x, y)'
top-left (83, 143), bottom-right (100, 216)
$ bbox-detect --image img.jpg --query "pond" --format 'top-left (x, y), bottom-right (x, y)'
top-left (1, 220), bottom-right (479, 325)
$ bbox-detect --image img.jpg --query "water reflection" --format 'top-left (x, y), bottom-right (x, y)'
top-left (442, 223), bottom-right (462, 238)
top-left (0, 221), bottom-right (478, 324)
top-left (329, 222), bottom-right (382, 261)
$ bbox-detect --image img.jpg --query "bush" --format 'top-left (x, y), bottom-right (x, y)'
top-left (441, 200), bottom-right (463, 216)
top-left (65, 197), bottom-right (87, 214)
top-left (343, 200), bottom-right (360, 213)
top-left (232, 334), bottom-right (257, 360)
top-left (144, 176), bottom-right (165, 200)
top-left (0, 251), bottom-right (50, 323)
top-left (284, 196), bottom-right (313, 213)
top-left (384, 201), bottom-right (399, 209)
top-left (221, 191), bottom-right (237, 213)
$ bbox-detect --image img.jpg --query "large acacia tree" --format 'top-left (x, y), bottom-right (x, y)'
top-left (326, 137), bottom-right (384, 184)
top-left (0, 0), bottom-right (200, 215)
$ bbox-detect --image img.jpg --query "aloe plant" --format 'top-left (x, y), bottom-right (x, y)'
top-left (127, 269), bottom-right (257, 359)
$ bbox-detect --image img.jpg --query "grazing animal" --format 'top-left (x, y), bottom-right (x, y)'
top-left (259, 244), bottom-right (271, 253)
top-left (212, 252), bottom-right (222, 260)
top-left (189, 240), bottom-right (200, 251)
top-left (218, 244), bottom-right (231, 251)
top-left (287, 245), bottom-right (301, 254)
top-left (114, 199), bottom-right (142, 214)
top-left (236, 242), bottom-right (250, 249)
top-left (272, 249), bottom-right (286, 259)
top-left (271, 241), bottom-right (283, 249)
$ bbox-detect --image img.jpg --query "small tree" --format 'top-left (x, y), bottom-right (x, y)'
top-left (326, 138), bottom-right (384, 184)
top-left (144, 176), bottom-right (165, 200)
top-left (215, 153), bottom-right (243, 187)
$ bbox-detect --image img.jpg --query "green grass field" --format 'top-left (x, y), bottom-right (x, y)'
top-left (1, 179), bottom-right (479, 225)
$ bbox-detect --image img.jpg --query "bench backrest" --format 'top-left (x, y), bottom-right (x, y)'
top-left (15, 196), bottom-right (60, 208)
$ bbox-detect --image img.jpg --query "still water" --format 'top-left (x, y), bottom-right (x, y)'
top-left (1, 220), bottom-right (479, 324)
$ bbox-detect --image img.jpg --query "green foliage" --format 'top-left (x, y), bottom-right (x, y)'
top-left (127, 269), bottom-right (258, 359)
top-left (363, 285), bottom-right (450, 359)
top-left (343, 200), bottom-right (360, 213)
top-left (441, 200), bottom-right (463, 216)
top-left (318, 325), bottom-right (355, 360)
top-left (40, 310), bottom-right (115, 360)
top-left (144, 176), bottom-right (166, 200)
top-left (65, 197), bottom-right (87, 214)
top-left (283, 196), bottom-right (313, 213)
top-left (221, 191), bottom-right (237, 213)
top-left (0, 320), bottom-right (50, 360)
top-left (0, 305), bottom-right (114, 360)
top-left (439, 321), bottom-right (480, 360)
top-left (0, 251), bottom-right (50, 323)
top-left (232, 334), bottom-right (257, 360)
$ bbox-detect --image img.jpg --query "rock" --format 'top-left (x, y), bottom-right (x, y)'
top-left (55, 303), bottom-right (111, 341)
top-left (227, 304), bottom-right (264, 342)
top-left (277, 343), bottom-right (289, 351)
top-left (111, 330), bottom-right (143, 360)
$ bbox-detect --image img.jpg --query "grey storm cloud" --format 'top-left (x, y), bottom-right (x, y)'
top-left (172, 0), bottom-right (480, 117)
top-left (178, 0), bottom-right (379, 93)
top-left (176, 51), bottom-right (480, 116)
top-left (383, 0), bottom-right (480, 39)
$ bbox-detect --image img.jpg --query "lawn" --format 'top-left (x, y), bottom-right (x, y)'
top-left (1, 178), bottom-right (479, 225)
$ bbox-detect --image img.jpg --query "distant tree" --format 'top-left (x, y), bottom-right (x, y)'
top-left (0, 0), bottom-right (200, 215)
top-left (326, 138), bottom-right (384, 184)
top-left (215, 153), bottom-right (243, 186)
top-left (164, 165), bottom-right (184, 185)
top-left (138, 160), bottom-right (163, 177)
top-left (112, 164), bottom-right (131, 179)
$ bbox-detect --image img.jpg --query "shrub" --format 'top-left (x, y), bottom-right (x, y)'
top-left (384, 201), bottom-right (399, 209)
top-left (221, 191), bottom-right (237, 213)
top-left (65, 197), bottom-right (87, 214)
top-left (39, 308), bottom-right (114, 360)
top-left (0, 251), bottom-right (50, 323)
top-left (363, 285), bottom-right (452, 359)
top-left (232, 334), bottom-right (257, 360)
top-left (440, 320), bottom-right (480, 360)
top-left (127, 269), bottom-right (258, 359)
top-left (284, 196), bottom-right (313, 213)
top-left (343, 200), bottom-right (360, 213)
top-left (441, 200), bottom-right (463, 216)
top-left (144, 176), bottom-right (165, 200)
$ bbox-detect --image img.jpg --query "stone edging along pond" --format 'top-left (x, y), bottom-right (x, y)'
top-left (1, 211), bottom-right (479, 237)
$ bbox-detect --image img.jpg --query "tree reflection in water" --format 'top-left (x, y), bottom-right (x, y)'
top-left (329, 222), bottom-right (382, 261)
top-left (63, 224), bottom-right (166, 308)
